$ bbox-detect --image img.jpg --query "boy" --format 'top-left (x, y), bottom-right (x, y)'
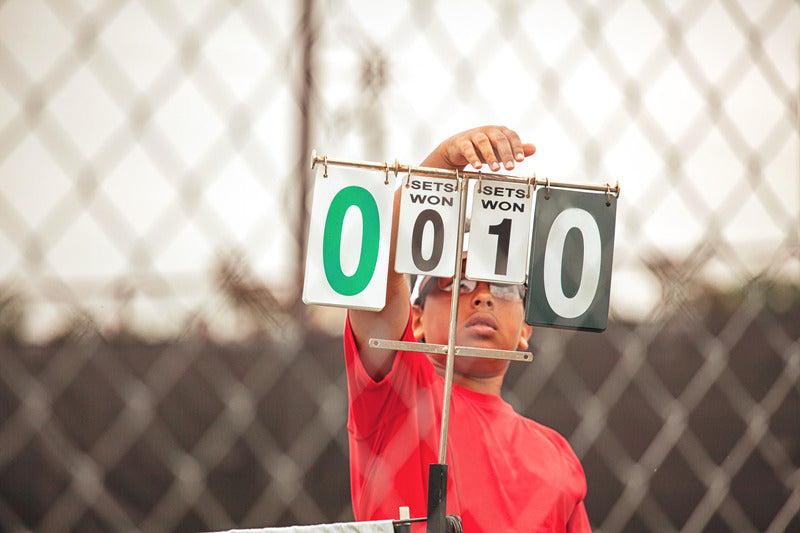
top-left (344, 126), bottom-right (590, 531)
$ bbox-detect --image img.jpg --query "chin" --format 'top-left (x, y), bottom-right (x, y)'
top-left (459, 334), bottom-right (507, 349)
top-left (455, 358), bottom-right (508, 376)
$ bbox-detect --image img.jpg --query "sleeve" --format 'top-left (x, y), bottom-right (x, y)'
top-left (535, 423), bottom-right (591, 532)
top-left (566, 500), bottom-right (591, 533)
top-left (343, 310), bottom-right (423, 440)
top-left (561, 432), bottom-right (591, 532)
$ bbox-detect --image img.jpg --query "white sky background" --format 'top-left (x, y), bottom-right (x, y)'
top-left (0, 0), bottom-right (797, 341)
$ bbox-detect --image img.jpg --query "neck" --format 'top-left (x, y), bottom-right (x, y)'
top-left (451, 371), bottom-right (504, 395)
top-left (429, 357), bottom-right (505, 395)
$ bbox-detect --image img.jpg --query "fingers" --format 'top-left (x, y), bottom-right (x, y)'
top-left (454, 136), bottom-right (482, 170)
top-left (457, 126), bottom-right (535, 172)
top-left (424, 125), bottom-right (536, 172)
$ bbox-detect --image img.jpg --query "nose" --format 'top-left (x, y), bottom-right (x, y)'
top-left (470, 282), bottom-right (494, 308)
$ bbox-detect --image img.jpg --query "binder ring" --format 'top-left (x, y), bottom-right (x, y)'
top-left (527, 172), bottom-right (536, 198)
top-left (477, 170), bottom-right (483, 194)
top-left (606, 183), bottom-right (612, 206)
top-left (384, 162), bottom-right (390, 185)
top-left (405, 164), bottom-right (412, 188)
top-left (394, 158), bottom-right (400, 178)
top-left (322, 155), bottom-right (328, 178)
top-left (544, 177), bottom-right (551, 199)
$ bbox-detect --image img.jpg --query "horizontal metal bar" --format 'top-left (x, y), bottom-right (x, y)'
top-left (457, 345), bottom-right (533, 362)
top-left (310, 151), bottom-right (620, 197)
top-left (369, 338), bottom-right (533, 362)
top-left (369, 339), bottom-right (448, 354)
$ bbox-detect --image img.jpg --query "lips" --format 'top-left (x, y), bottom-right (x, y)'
top-left (464, 313), bottom-right (498, 335)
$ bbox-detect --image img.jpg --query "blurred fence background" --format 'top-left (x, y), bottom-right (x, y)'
top-left (0, 0), bottom-right (798, 532)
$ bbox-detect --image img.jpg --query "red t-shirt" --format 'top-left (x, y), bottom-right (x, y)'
top-left (344, 312), bottom-right (591, 532)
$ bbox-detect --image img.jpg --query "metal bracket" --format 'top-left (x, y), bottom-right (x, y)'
top-left (369, 338), bottom-right (533, 362)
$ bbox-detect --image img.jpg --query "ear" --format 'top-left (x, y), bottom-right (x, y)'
top-left (411, 304), bottom-right (426, 341)
top-left (517, 321), bottom-right (533, 351)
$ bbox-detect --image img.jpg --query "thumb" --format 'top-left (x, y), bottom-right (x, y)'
top-left (522, 143), bottom-right (536, 158)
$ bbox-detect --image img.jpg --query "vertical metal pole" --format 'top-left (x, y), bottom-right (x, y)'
top-left (427, 172), bottom-right (469, 533)
top-left (294, 0), bottom-right (315, 320)
top-left (438, 172), bottom-right (469, 464)
top-left (426, 463), bottom-right (448, 533)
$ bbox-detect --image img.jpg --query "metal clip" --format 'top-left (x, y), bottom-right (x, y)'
top-left (527, 172), bottom-right (536, 198)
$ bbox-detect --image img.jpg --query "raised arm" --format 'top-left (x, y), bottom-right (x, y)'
top-left (347, 126), bottom-right (536, 380)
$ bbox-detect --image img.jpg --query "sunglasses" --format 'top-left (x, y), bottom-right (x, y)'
top-left (417, 276), bottom-right (526, 305)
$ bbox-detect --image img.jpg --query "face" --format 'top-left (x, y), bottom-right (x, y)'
top-left (411, 270), bottom-right (533, 379)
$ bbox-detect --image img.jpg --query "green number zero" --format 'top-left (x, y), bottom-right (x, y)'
top-left (322, 186), bottom-right (380, 296)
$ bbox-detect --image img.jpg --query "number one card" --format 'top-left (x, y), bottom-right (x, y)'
top-left (466, 181), bottom-right (533, 284)
top-left (303, 166), bottom-right (394, 310)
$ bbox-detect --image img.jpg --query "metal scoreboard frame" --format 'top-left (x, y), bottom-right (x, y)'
top-left (303, 151), bottom-right (620, 533)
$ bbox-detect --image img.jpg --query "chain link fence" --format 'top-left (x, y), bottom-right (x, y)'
top-left (0, 0), bottom-right (798, 532)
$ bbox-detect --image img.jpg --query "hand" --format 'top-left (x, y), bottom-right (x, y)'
top-left (422, 125), bottom-right (536, 172)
